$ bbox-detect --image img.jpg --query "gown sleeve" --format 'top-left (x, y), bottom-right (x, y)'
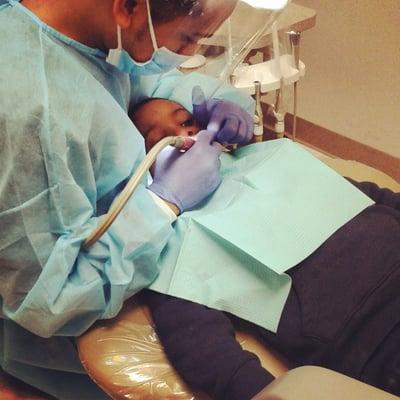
top-left (0, 56), bottom-right (175, 340)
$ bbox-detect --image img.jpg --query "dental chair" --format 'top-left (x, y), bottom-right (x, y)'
top-left (78, 155), bottom-right (400, 400)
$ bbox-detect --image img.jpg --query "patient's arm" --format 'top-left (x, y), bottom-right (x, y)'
top-left (141, 290), bottom-right (273, 400)
top-left (347, 179), bottom-right (400, 212)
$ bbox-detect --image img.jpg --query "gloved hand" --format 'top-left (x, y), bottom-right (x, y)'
top-left (148, 130), bottom-right (224, 213)
top-left (192, 86), bottom-right (253, 145)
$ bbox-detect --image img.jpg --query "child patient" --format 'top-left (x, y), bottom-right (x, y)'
top-left (130, 98), bottom-right (400, 400)
top-left (131, 98), bottom-right (201, 153)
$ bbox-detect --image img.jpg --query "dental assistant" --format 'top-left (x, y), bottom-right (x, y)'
top-left (0, 0), bottom-right (254, 398)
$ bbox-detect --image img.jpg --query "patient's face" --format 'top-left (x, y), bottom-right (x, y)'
top-left (131, 99), bottom-right (200, 152)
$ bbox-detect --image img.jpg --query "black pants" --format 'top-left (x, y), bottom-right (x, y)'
top-left (143, 180), bottom-right (400, 400)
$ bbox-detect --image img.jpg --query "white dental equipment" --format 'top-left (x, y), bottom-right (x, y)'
top-left (181, 1), bottom-right (305, 140)
top-left (231, 22), bottom-right (305, 139)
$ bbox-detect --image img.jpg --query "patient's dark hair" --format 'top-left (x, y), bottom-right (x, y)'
top-left (128, 97), bottom-right (163, 120)
top-left (126, 0), bottom-right (202, 23)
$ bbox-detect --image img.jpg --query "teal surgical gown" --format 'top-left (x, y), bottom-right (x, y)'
top-left (0, 1), bottom-right (254, 398)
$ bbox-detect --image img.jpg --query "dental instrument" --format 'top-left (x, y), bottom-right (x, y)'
top-left (254, 81), bottom-right (264, 141)
top-left (288, 30), bottom-right (301, 141)
top-left (271, 21), bottom-right (285, 138)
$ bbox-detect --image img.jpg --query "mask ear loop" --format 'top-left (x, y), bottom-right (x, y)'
top-left (105, 25), bottom-right (124, 64)
top-left (145, 0), bottom-right (159, 50)
top-left (116, 25), bottom-right (123, 49)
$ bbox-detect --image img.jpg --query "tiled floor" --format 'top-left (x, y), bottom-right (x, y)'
top-left (0, 370), bottom-right (55, 400)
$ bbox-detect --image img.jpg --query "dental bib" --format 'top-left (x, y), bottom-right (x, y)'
top-left (150, 139), bottom-right (374, 332)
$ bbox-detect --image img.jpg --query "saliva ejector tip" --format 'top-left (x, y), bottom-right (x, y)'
top-left (173, 136), bottom-right (196, 151)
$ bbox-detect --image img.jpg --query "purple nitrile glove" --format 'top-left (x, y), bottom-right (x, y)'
top-left (192, 86), bottom-right (253, 145)
top-left (148, 130), bottom-right (224, 213)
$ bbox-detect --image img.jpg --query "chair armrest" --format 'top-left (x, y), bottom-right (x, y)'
top-left (318, 155), bottom-right (400, 191)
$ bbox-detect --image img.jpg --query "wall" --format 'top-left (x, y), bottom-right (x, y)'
top-left (293, 0), bottom-right (400, 158)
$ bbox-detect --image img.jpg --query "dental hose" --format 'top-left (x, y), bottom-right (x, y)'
top-left (83, 135), bottom-right (195, 250)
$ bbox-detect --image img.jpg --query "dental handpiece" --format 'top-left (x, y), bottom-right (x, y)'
top-left (83, 135), bottom-right (196, 249)
top-left (253, 81), bottom-right (264, 142)
top-left (288, 31), bottom-right (301, 141)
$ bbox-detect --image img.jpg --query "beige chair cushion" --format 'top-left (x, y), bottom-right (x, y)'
top-left (252, 366), bottom-right (400, 400)
top-left (318, 155), bottom-right (400, 192)
top-left (78, 157), bottom-right (399, 400)
top-left (78, 297), bottom-right (289, 400)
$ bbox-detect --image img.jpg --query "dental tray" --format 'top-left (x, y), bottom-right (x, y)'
top-left (232, 54), bottom-right (305, 95)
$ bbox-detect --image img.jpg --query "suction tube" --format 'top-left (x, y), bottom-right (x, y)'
top-left (83, 136), bottom-right (195, 250)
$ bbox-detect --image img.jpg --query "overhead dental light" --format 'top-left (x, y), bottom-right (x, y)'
top-left (242, 0), bottom-right (289, 10)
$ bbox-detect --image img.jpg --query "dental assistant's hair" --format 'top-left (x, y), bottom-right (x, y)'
top-left (126, 0), bottom-right (203, 22)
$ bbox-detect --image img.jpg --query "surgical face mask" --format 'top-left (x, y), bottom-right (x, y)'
top-left (106, 0), bottom-right (191, 75)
